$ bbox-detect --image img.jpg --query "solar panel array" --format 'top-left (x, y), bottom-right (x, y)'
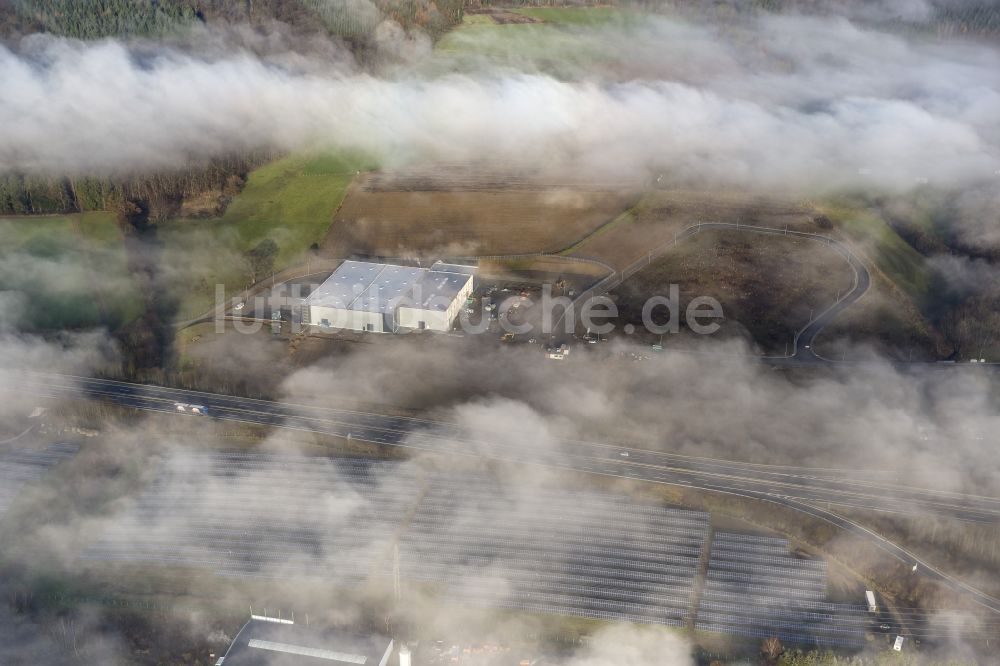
top-left (395, 474), bottom-right (710, 627)
top-left (0, 442), bottom-right (77, 515)
top-left (82, 451), bottom-right (870, 645)
top-left (83, 453), bottom-right (421, 582)
top-left (695, 532), bottom-right (867, 649)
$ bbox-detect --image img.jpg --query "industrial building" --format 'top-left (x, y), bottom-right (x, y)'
top-left (304, 260), bottom-right (474, 333)
top-left (217, 616), bottom-right (394, 665)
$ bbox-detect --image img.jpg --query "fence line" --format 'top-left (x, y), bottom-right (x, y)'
top-left (556, 221), bottom-right (853, 335)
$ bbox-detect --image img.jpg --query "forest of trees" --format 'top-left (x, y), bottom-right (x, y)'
top-left (0, 0), bottom-right (469, 218)
top-left (0, 0), bottom-right (466, 42)
top-left (1, 0), bottom-right (200, 39)
top-left (0, 153), bottom-right (269, 219)
top-left (935, 2), bottom-right (1000, 36)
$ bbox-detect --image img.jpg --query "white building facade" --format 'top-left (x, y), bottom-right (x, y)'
top-left (305, 260), bottom-right (474, 333)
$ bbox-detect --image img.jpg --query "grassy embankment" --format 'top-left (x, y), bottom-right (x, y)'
top-left (161, 151), bottom-right (371, 322)
top-left (814, 202), bottom-right (948, 360)
top-left (429, 6), bottom-right (643, 76)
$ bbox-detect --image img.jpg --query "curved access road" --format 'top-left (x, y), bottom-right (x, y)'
top-left (670, 222), bottom-right (871, 364)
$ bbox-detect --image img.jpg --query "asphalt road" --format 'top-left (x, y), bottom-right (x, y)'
top-left (15, 372), bottom-right (1000, 613)
top-left (20, 373), bottom-right (1000, 523)
top-left (792, 239), bottom-right (869, 363)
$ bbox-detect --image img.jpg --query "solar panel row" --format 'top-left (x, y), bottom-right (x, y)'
top-left (709, 541), bottom-right (796, 556)
top-left (709, 550), bottom-right (828, 570)
top-left (706, 559), bottom-right (827, 578)
top-left (396, 478), bottom-right (709, 627)
top-left (695, 531), bottom-right (864, 648)
top-left (81, 451), bottom-right (864, 645)
top-left (402, 560), bottom-right (696, 585)
top-left (475, 599), bottom-right (689, 627)
top-left (407, 525), bottom-right (704, 549)
top-left (420, 486), bottom-right (707, 520)
top-left (412, 506), bottom-right (707, 531)
top-left (83, 454), bottom-right (417, 580)
top-left (712, 533), bottom-right (789, 547)
top-left (460, 591), bottom-right (691, 622)
top-left (705, 570), bottom-right (829, 590)
top-left (699, 600), bottom-right (867, 626)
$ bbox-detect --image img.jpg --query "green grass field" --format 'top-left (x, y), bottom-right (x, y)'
top-left (162, 151), bottom-right (370, 320)
top-left (811, 200), bottom-right (950, 359)
top-left (176, 151), bottom-right (369, 263)
top-left (0, 212), bottom-right (143, 330)
top-left (514, 6), bottom-right (642, 25)
top-left (2, 212), bottom-right (122, 244)
top-left (825, 205), bottom-right (934, 309)
top-left (429, 6), bottom-right (641, 77)
top-left (458, 13), bottom-right (494, 26)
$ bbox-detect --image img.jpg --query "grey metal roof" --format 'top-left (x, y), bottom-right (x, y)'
top-left (354, 264), bottom-right (424, 313)
top-left (246, 639), bottom-right (367, 663)
top-left (221, 620), bottom-right (393, 666)
top-left (306, 261), bottom-right (471, 314)
top-left (411, 271), bottom-right (471, 311)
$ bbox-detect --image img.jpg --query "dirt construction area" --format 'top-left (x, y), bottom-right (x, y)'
top-left (322, 166), bottom-right (640, 259)
top-left (611, 229), bottom-right (856, 354)
top-left (568, 189), bottom-right (822, 269)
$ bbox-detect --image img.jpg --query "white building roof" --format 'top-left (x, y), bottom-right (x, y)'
top-left (248, 639), bottom-right (368, 663)
top-left (222, 619), bottom-right (393, 666)
top-left (409, 271), bottom-right (471, 311)
top-left (307, 261), bottom-right (472, 314)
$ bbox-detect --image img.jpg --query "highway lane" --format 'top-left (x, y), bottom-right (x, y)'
top-left (18, 373), bottom-right (1000, 523)
top-left (15, 372), bottom-right (1000, 614)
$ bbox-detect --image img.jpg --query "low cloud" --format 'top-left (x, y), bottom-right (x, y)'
top-left (281, 335), bottom-right (1000, 497)
top-left (565, 624), bottom-right (694, 666)
top-left (0, 329), bottom-right (997, 660)
top-left (1, 11), bottom-right (998, 195)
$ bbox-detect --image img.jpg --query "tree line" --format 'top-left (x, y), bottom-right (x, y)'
top-left (0, 0), bottom-right (466, 42)
top-left (0, 153), bottom-right (271, 219)
top-left (2, 0), bottom-right (200, 40)
top-left (623, 0), bottom-right (1000, 37)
